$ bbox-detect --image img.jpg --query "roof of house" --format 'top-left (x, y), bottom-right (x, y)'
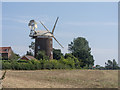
top-left (20, 55), bottom-right (36, 60)
top-left (26, 55), bottom-right (36, 60)
top-left (0, 47), bottom-right (12, 53)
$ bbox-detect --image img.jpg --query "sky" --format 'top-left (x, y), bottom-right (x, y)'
top-left (2, 2), bottom-right (118, 66)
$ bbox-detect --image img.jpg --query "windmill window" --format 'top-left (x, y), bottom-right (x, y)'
top-left (38, 46), bottom-right (40, 49)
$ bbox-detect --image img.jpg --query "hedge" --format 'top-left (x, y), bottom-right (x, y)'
top-left (2, 57), bottom-right (82, 70)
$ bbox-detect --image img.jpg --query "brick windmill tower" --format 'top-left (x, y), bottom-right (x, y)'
top-left (28, 17), bottom-right (63, 59)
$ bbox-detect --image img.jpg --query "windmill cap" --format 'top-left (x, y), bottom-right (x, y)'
top-left (34, 30), bottom-right (52, 37)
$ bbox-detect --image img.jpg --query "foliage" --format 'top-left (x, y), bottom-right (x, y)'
top-left (83, 64), bottom-right (89, 69)
top-left (9, 53), bottom-right (20, 60)
top-left (2, 61), bottom-right (11, 69)
top-left (64, 53), bottom-right (81, 69)
top-left (36, 51), bottom-right (49, 60)
top-left (95, 65), bottom-right (101, 69)
top-left (59, 57), bottom-right (75, 69)
top-left (17, 59), bottom-right (29, 63)
top-left (0, 56), bottom-right (2, 60)
top-left (105, 59), bottom-right (119, 70)
top-left (29, 42), bottom-right (35, 51)
top-left (2, 57), bottom-right (81, 70)
top-left (53, 48), bottom-right (63, 60)
top-left (68, 37), bottom-right (94, 67)
top-left (27, 42), bottom-right (35, 56)
top-left (26, 50), bottom-right (33, 56)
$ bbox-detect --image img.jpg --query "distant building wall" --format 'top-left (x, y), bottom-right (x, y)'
top-left (35, 37), bottom-right (53, 59)
top-left (0, 47), bottom-right (14, 60)
top-left (2, 53), bottom-right (8, 60)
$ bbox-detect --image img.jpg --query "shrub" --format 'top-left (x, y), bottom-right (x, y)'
top-left (2, 61), bottom-right (11, 69)
top-left (43, 60), bottom-right (53, 70)
top-left (64, 53), bottom-right (80, 68)
top-left (2, 56), bottom-right (82, 70)
top-left (36, 51), bottom-right (49, 60)
top-left (17, 59), bottom-right (28, 63)
top-left (53, 48), bottom-right (63, 60)
top-left (59, 57), bottom-right (75, 69)
top-left (83, 64), bottom-right (89, 69)
top-left (11, 61), bottom-right (19, 70)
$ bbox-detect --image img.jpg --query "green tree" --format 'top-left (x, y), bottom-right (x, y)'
top-left (68, 37), bottom-right (94, 67)
top-left (53, 48), bottom-right (63, 60)
top-left (36, 50), bottom-right (49, 60)
top-left (9, 53), bottom-right (20, 60)
top-left (29, 42), bottom-right (35, 51)
top-left (64, 53), bottom-right (81, 69)
top-left (27, 41), bottom-right (35, 55)
top-left (26, 50), bottom-right (33, 56)
top-left (105, 59), bottom-right (119, 70)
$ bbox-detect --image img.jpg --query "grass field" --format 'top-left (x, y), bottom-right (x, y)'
top-left (1, 70), bottom-right (118, 88)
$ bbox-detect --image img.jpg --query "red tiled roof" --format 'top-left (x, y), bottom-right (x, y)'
top-left (20, 55), bottom-right (36, 60)
top-left (0, 47), bottom-right (11, 53)
top-left (26, 55), bottom-right (36, 60)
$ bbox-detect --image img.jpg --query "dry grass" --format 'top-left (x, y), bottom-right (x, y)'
top-left (1, 70), bottom-right (118, 88)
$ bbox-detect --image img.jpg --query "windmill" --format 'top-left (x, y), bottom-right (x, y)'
top-left (28, 17), bottom-right (64, 59)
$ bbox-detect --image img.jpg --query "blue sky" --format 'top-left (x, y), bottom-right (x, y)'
top-left (2, 2), bottom-right (118, 66)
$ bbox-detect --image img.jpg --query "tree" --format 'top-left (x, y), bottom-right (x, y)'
top-left (105, 59), bottom-right (119, 70)
top-left (68, 37), bottom-right (94, 67)
top-left (64, 53), bottom-right (81, 68)
top-left (9, 53), bottom-right (20, 60)
top-left (53, 48), bottom-right (63, 60)
top-left (113, 59), bottom-right (119, 69)
top-left (36, 50), bottom-right (49, 60)
top-left (26, 50), bottom-right (33, 56)
top-left (29, 42), bottom-right (35, 51)
top-left (26, 41), bottom-right (35, 56)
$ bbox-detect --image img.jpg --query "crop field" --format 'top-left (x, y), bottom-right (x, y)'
top-left (1, 70), bottom-right (118, 88)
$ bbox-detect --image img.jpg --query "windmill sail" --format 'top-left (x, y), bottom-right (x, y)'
top-left (52, 17), bottom-right (59, 34)
top-left (39, 20), bottom-right (64, 48)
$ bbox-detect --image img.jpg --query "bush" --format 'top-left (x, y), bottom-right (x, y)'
top-left (18, 59), bottom-right (28, 63)
top-left (83, 64), bottom-right (89, 69)
top-left (11, 61), bottom-right (19, 70)
top-left (65, 53), bottom-right (81, 68)
top-left (53, 48), bottom-right (63, 60)
top-left (2, 61), bottom-right (11, 69)
top-left (2, 57), bottom-right (83, 70)
top-left (59, 57), bottom-right (75, 69)
top-left (36, 51), bottom-right (49, 60)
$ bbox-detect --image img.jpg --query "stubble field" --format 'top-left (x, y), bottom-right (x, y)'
top-left (1, 70), bottom-right (118, 88)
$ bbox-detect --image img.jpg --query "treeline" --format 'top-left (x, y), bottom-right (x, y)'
top-left (2, 56), bottom-right (82, 70)
top-left (2, 58), bottom-right (119, 70)
top-left (1, 37), bottom-right (119, 70)
top-left (2, 37), bottom-right (95, 70)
